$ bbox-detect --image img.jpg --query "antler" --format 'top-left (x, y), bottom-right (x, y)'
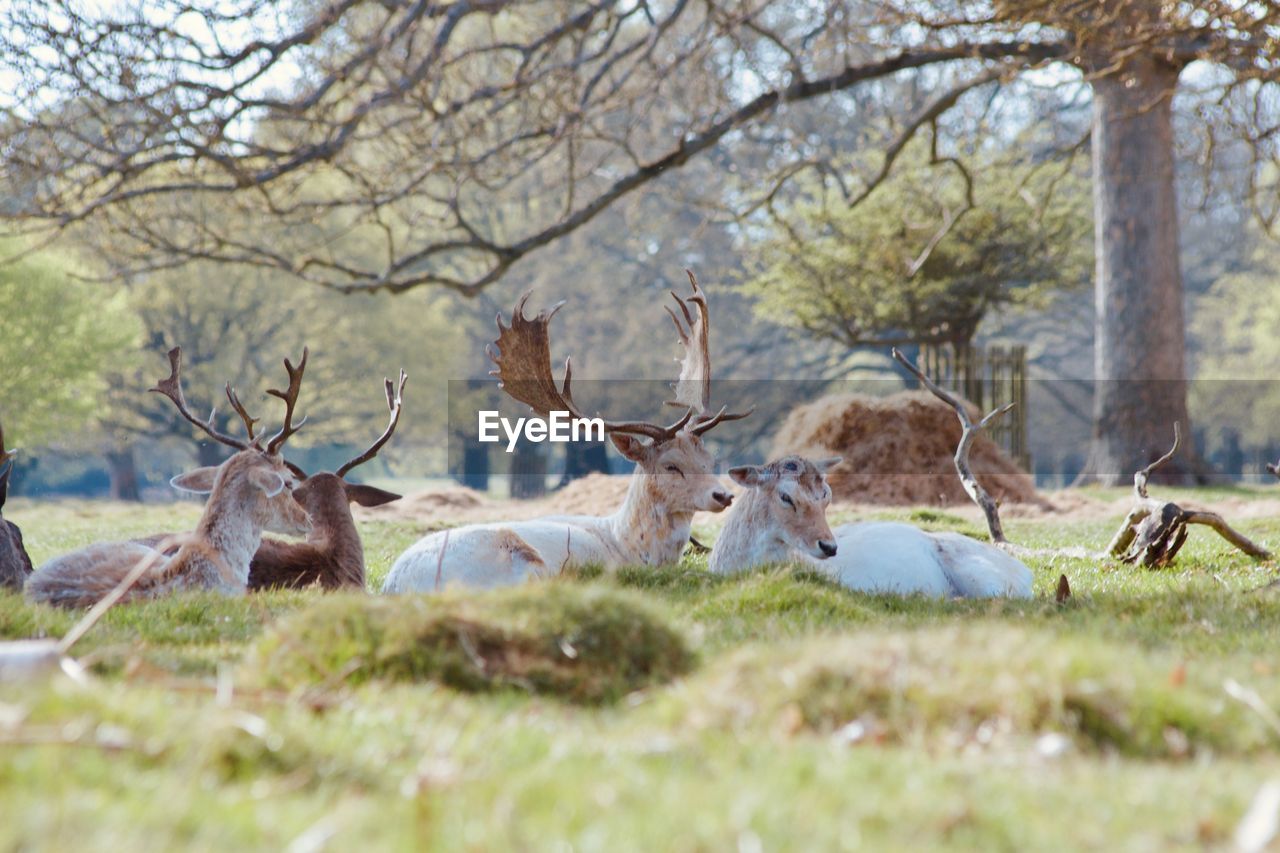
top-left (666, 269), bottom-right (711, 415)
top-left (487, 293), bottom-right (695, 443)
top-left (666, 270), bottom-right (752, 435)
top-left (223, 384), bottom-right (260, 443)
top-left (150, 347), bottom-right (254, 451)
top-left (264, 348), bottom-right (308, 455)
top-left (336, 370), bottom-right (408, 478)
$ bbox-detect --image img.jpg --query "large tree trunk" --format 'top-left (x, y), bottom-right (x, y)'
top-left (558, 441), bottom-right (611, 488)
top-left (107, 446), bottom-right (141, 502)
top-left (1076, 57), bottom-right (1207, 486)
top-left (509, 439), bottom-right (547, 499)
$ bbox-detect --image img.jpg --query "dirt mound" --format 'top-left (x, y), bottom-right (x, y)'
top-left (545, 473), bottom-right (633, 515)
top-left (769, 390), bottom-right (1043, 506)
top-left (356, 485), bottom-right (494, 522)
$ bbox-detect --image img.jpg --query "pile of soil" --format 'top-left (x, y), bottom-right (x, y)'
top-left (355, 485), bottom-right (494, 523)
top-left (768, 390), bottom-right (1044, 506)
top-left (545, 473), bottom-right (633, 516)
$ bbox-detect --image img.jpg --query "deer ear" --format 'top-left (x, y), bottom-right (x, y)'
top-left (609, 433), bottom-right (651, 463)
top-left (170, 466), bottom-right (220, 494)
top-left (344, 483), bottom-right (402, 507)
top-left (0, 461), bottom-right (10, 510)
top-left (814, 456), bottom-right (844, 473)
top-left (248, 468), bottom-right (288, 498)
top-left (728, 465), bottom-right (771, 487)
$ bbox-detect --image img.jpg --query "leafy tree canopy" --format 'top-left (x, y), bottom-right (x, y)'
top-left (741, 148), bottom-right (1093, 348)
top-left (0, 241), bottom-right (141, 444)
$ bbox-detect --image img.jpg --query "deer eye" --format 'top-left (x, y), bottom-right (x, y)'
top-left (780, 494), bottom-right (795, 508)
top-left (664, 464), bottom-right (684, 478)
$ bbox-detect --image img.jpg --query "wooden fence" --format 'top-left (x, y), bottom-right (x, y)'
top-left (918, 342), bottom-right (1030, 470)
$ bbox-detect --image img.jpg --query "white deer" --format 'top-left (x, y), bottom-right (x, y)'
top-left (382, 272), bottom-right (749, 592)
top-left (26, 348), bottom-right (313, 608)
top-left (708, 455), bottom-right (1034, 598)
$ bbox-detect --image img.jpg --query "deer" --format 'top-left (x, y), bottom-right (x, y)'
top-left (1, 421), bottom-right (34, 591)
top-left (25, 347), bottom-right (313, 608)
top-left (245, 371), bottom-right (406, 591)
top-left (138, 368), bottom-right (408, 592)
top-left (382, 271), bottom-right (749, 593)
top-left (708, 455), bottom-right (1034, 599)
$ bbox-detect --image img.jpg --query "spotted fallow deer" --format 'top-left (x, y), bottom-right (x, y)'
top-left (382, 271), bottom-right (750, 593)
top-left (25, 348), bottom-right (312, 608)
top-left (1, 421), bottom-right (34, 591)
top-left (708, 456), bottom-right (1033, 599)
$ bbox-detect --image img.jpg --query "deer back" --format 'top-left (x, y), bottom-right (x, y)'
top-left (247, 473), bottom-right (398, 591)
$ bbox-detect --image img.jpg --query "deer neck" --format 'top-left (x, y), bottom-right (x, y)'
top-left (305, 500), bottom-right (365, 585)
top-left (606, 466), bottom-right (693, 566)
top-left (167, 485), bottom-right (265, 592)
top-left (708, 490), bottom-right (791, 574)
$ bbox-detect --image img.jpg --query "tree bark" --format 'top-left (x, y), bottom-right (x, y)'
top-left (1076, 56), bottom-right (1207, 485)
top-left (509, 439), bottom-right (547, 500)
top-left (558, 441), bottom-right (611, 488)
top-left (106, 446), bottom-right (141, 502)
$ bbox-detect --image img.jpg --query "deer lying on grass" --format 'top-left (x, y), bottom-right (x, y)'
top-left (708, 456), bottom-right (1034, 598)
top-left (25, 348), bottom-right (312, 608)
top-left (383, 272), bottom-right (748, 592)
top-left (139, 366), bottom-right (407, 591)
top-left (1, 422), bottom-right (34, 591)
top-left (246, 371), bottom-right (406, 591)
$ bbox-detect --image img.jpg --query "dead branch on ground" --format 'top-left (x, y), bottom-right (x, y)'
top-left (1106, 425), bottom-right (1272, 567)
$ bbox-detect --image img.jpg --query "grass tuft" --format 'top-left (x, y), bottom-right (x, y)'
top-left (245, 584), bottom-right (693, 703)
top-left (675, 624), bottom-right (1275, 757)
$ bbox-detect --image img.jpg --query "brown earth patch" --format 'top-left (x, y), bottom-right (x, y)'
top-left (769, 390), bottom-right (1045, 507)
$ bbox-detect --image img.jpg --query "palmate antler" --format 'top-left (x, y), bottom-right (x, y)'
top-left (336, 370), bottom-right (408, 478)
top-left (487, 271), bottom-right (748, 443)
top-left (665, 269), bottom-right (752, 436)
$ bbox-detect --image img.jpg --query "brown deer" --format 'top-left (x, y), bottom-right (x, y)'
top-left (1, 421), bottom-right (34, 591)
top-left (382, 271), bottom-right (750, 592)
top-left (25, 348), bottom-right (312, 608)
top-left (246, 371), bottom-right (406, 591)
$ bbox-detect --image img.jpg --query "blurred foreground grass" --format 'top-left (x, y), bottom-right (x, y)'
top-left (2, 493), bottom-right (1280, 851)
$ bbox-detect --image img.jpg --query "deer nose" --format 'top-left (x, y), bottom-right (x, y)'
top-left (712, 490), bottom-right (733, 507)
top-left (818, 540), bottom-right (837, 557)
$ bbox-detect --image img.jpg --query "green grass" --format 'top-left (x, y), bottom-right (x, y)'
top-left (2, 494), bottom-right (1280, 850)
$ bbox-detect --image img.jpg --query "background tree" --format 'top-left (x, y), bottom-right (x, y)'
top-left (4, 0), bottom-right (1279, 482)
top-left (743, 150), bottom-right (1092, 349)
top-left (0, 241), bottom-right (140, 446)
top-left (1188, 242), bottom-right (1280, 474)
top-left (94, 267), bottom-right (464, 499)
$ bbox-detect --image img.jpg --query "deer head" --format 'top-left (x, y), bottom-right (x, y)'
top-left (286, 370), bottom-right (407, 523)
top-left (151, 346), bottom-right (312, 536)
top-left (487, 270), bottom-right (749, 513)
top-left (727, 456), bottom-right (842, 559)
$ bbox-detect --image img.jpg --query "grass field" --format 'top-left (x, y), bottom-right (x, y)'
top-left (3, 490), bottom-right (1280, 851)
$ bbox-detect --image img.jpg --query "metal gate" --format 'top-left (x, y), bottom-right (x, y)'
top-left (919, 342), bottom-right (1030, 470)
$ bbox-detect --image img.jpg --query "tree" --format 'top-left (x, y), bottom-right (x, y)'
top-left (0, 241), bottom-right (140, 446)
top-left (4, 1), bottom-right (1278, 482)
top-left (94, 263), bottom-right (465, 498)
top-left (743, 150), bottom-right (1092, 348)
top-left (1188, 243), bottom-right (1280, 470)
